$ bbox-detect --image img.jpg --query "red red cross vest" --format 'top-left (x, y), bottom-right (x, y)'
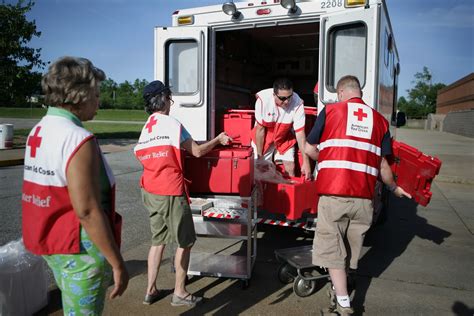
top-left (251, 88), bottom-right (305, 154)
top-left (134, 113), bottom-right (184, 195)
top-left (316, 98), bottom-right (389, 199)
top-left (22, 115), bottom-right (118, 255)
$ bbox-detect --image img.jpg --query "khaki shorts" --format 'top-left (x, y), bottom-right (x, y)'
top-left (312, 195), bottom-right (373, 270)
top-left (141, 189), bottom-right (196, 248)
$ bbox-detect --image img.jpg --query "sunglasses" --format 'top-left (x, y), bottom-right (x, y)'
top-left (275, 94), bottom-right (293, 102)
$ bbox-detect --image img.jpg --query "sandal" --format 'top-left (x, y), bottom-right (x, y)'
top-left (171, 293), bottom-right (203, 307)
top-left (143, 291), bottom-right (162, 305)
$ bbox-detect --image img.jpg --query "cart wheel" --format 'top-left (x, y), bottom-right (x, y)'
top-left (277, 263), bottom-right (296, 284)
top-left (293, 276), bottom-right (317, 297)
top-left (241, 279), bottom-right (250, 289)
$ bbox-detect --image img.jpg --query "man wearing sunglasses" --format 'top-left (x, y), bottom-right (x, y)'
top-left (250, 78), bottom-right (311, 179)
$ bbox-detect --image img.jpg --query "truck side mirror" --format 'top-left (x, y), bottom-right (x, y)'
top-left (396, 111), bottom-right (406, 127)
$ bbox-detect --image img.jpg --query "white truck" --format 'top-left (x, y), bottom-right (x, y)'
top-left (153, 0), bottom-right (439, 226)
top-left (151, 0), bottom-right (441, 285)
top-left (155, 0), bottom-right (401, 138)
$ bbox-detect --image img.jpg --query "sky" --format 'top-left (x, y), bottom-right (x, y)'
top-left (14, 0), bottom-right (474, 97)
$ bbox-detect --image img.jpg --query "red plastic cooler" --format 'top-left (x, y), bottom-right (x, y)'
top-left (221, 109), bottom-right (255, 146)
top-left (261, 177), bottom-right (318, 220)
top-left (184, 146), bottom-right (254, 197)
top-left (304, 106), bottom-right (318, 135)
top-left (389, 140), bottom-right (442, 206)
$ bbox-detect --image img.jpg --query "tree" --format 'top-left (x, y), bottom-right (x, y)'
top-left (398, 95), bottom-right (423, 118)
top-left (100, 78), bottom-right (118, 109)
top-left (99, 78), bottom-right (148, 109)
top-left (114, 81), bottom-right (135, 109)
top-left (399, 67), bottom-right (446, 118)
top-left (0, 0), bottom-right (45, 107)
top-left (131, 79), bottom-right (148, 109)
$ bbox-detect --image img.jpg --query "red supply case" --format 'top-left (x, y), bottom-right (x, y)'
top-left (261, 177), bottom-right (319, 220)
top-left (304, 106), bottom-right (318, 136)
top-left (221, 109), bottom-right (255, 146)
top-left (184, 146), bottom-right (254, 197)
top-left (389, 140), bottom-right (442, 206)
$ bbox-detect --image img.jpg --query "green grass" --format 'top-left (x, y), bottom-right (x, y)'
top-left (83, 122), bottom-right (142, 138)
top-left (14, 123), bottom-right (141, 147)
top-left (0, 107), bottom-right (46, 118)
top-left (93, 109), bottom-right (147, 121)
top-left (0, 107), bottom-right (147, 121)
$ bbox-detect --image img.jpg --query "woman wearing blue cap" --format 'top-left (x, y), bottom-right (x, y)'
top-left (134, 80), bottom-right (231, 307)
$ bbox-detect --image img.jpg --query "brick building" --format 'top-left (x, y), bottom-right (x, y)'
top-left (436, 73), bottom-right (474, 114)
top-left (434, 73), bottom-right (474, 138)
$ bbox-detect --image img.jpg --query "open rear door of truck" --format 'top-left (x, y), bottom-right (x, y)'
top-left (388, 140), bottom-right (442, 206)
top-left (155, 26), bottom-right (209, 141)
top-left (319, 6), bottom-right (377, 107)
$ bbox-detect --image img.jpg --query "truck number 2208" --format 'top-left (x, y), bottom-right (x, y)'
top-left (321, 0), bottom-right (343, 9)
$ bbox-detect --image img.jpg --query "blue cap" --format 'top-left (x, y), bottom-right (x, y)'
top-left (143, 80), bottom-right (170, 101)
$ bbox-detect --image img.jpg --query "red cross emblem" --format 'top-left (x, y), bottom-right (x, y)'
top-left (353, 108), bottom-right (368, 121)
top-left (27, 126), bottom-right (43, 158)
top-left (145, 116), bottom-right (158, 133)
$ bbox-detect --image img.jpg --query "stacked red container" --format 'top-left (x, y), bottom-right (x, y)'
top-left (304, 106), bottom-right (318, 136)
top-left (261, 177), bottom-right (319, 220)
top-left (221, 109), bottom-right (255, 146)
top-left (184, 146), bottom-right (254, 197)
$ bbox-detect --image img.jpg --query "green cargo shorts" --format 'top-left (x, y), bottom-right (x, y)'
top-left (141, 189), bottom-right (196, 248)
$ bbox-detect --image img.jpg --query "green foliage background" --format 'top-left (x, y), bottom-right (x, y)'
top-left (0, 0), bottom-right (44, 107)
top-left (0, 1), bottom-right (149, 109)
top-left (398, 67), bottom-right (446, 118)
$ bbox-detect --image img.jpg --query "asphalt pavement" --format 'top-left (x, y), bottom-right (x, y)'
top-left (0, 127), bottom-right (473, 315)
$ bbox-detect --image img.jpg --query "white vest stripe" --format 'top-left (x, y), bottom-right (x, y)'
top-left (319, 139), bottom-right (381, 156)
top-left (318, 160), bottom-right (379, 177)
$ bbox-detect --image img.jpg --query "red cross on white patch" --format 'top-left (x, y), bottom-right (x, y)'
top-left (146, 116), bottom-right (158, 133)
top-left (353, 108), bottom-right (368, 121)
top-left (346, 103), bottom-right (373, 139)
top-left (27, 126), bottom-right (43, 158)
